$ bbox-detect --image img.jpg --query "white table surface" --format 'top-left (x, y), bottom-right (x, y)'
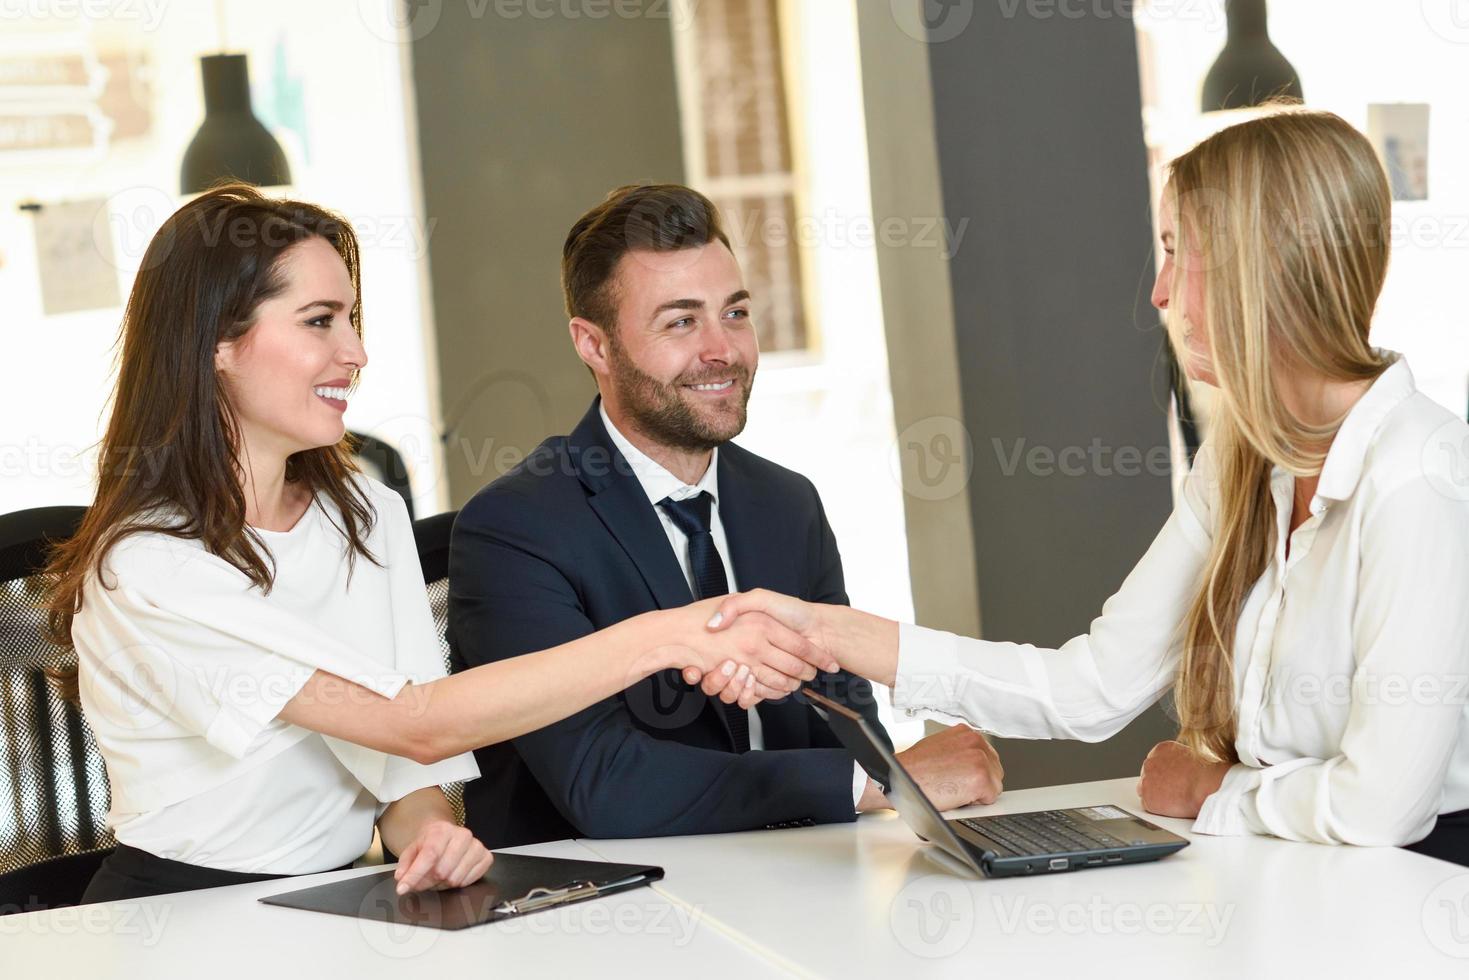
top-left (2, 838), bottom-right (781, 978)
top-left (575, 776), bottom-right (1469, 979)
top-left (8, 778), bottom-right (1469, 978)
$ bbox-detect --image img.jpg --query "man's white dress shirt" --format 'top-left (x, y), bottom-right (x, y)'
top-left (601, 404), bottom-right (868, 806)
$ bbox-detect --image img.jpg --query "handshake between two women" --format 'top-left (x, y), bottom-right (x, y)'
top-left (661, 589), bottom-right (1001, 814)
top-left (671, 588), bottom-right (899, 703)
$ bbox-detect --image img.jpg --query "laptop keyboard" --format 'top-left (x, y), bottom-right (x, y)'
top-left (957, 810), bottom-right (1129, 857)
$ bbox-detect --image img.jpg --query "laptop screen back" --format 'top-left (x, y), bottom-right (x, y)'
top-left (801, 689), bottom-right (984, 873)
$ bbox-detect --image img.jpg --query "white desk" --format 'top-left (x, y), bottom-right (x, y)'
top-left (2, 839), bottom-right (782, 978)
top-left (7, 779), bottom-right (1469, 979)
top-left (575, 777), bottom-right (1469, 979)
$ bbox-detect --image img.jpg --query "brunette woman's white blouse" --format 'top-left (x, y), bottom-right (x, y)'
top-left (892, 354), bottom-right (1469, 847)
top-left (71, 476), bottom-right (479, 873)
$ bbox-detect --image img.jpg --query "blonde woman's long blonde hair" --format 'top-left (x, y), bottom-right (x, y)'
top-left (1166, 109), bottom-right (1395, 761)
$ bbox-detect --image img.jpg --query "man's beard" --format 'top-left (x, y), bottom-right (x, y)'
top-left (607, 344), bottom-right (754, 452)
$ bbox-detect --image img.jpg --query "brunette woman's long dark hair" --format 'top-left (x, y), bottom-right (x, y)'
top-left (44, 183), bottom-right (381, 703)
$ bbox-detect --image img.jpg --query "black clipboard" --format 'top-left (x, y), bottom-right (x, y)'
top-left (259, 852), bottom-right (664, 930)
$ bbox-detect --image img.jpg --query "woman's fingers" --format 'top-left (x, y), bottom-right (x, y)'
top-left (705, 591), bottom-right (766, 631)
top-left (737, 670), bottom-right (760, 710)
top-left (466, 849), bottom-right (495, 885)
top-left (767, 629), bottom-right (820, 678)
top-left (720, 665), bottom-right (750, 704)
top-left (397, 827), bottom-right (493, 893)
top-left (393, 840), bottom-right (420, 891)
top-left (699, 661), bottom-right (739, 697)
top-left (433, 831), bottom-right (474, 886)
top-left (707, 589), bottom-right (824, 650)
top-left (704, 591), bottom-right (839, 674)
top-left (712, 668), bottom-right (791, 705)
top-left (447, 843), bottom-right (491, 889)
top-left (698, 615), bottom-right (820, 699)
top-left (744, 616), bottom-right (826, 681)
top-left (397, 838), bottom-right (441, 894)
top-left (752, 664), bottom-right (802, 693)
top-left (759, 609), bottom-right (836, 673)
top-left (691, 598), bottom-right (838, 708)
top-left (754, 639), bottom-right (818, 684)
top-left (750, 679), bottom-right (790, 701)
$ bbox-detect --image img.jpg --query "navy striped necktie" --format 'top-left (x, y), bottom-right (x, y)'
top-left (658, 491), bottom-right (750, 753)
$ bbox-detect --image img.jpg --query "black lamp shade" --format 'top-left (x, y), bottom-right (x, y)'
top-left (1201, 0), bottom-right (1303, 112)
top-left (180, 53), bottom-right (292, 193)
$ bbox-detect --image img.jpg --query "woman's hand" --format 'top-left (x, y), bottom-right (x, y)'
top-left (1136, 740), bottom-right (1232, 819)
top-left (393, 818), bottom-right (495, 895)
top-left (651, 598), bottom-right (835, 710)
top-left (697, 589), bottom-right (900, 691)
top-left (699, 590), bottom-right (832, 700)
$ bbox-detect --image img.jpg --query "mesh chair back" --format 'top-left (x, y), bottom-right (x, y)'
top-left (0, 507), bottom-right (113, 877)
top-left (410, 510), bottom-right (463, 824)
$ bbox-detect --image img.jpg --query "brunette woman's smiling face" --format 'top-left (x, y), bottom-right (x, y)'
top-left (215, 236), bottom-right (367, 460)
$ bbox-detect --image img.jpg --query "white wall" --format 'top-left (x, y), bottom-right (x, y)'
top-left (1, 2), bottom-right (445, 517)
top-left (1137, 0), bottom-right (1469, 418)
top-left (731, 1), bottom-right (920, 745)
top-left (738, 1), bottom-right (915, 624)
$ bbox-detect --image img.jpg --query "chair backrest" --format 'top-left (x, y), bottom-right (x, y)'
top-left (0, 506), bottom-right (113, 877)
top-left (410, 510), bottom-right (464, 824)
top-left (350, 431), bottom-right (416, 522)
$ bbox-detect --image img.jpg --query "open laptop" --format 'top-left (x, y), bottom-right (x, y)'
top-left (801, 689), bottom-right (1189, 878)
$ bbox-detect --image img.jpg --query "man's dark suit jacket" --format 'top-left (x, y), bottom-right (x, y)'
top-left (447, 398), bottom-right (891, 848)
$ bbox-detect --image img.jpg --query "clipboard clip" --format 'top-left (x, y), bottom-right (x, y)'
top-left (495, 880), bottom-right (601, 915)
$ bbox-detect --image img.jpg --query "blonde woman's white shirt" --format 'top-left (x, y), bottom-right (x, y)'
top-left (71, 476), bottom-right (479, 873)
top-left (893, 354), bottom-right (1469, 847)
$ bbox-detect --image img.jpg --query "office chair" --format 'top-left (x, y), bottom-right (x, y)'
top-left (410, 510), bottom-right (465, 826)
top-left (0, 506), bottom-right (114, 913)
top-left (349, 431), bottom-right (416, 521)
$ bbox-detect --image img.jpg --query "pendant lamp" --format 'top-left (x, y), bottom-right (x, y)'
top-left (1201, 0), bottom-right (1303, 112)
top-left (180, 52), bottom-right (291, 193)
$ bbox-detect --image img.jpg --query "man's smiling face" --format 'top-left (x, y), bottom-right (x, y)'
top-left (600, 241), bottom-right (759, 451)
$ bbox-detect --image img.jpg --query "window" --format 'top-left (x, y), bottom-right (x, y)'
top-left (672, 0), bottom-right (810, 354)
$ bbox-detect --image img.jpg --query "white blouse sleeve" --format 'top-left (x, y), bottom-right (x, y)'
top-left (83, 538), bottom-right (412, 762)
top-left (1193, 475), bottom-right (1469, 845)
top-left (890, 444), bottom-right (1216, 742)
top-left (77, 491), bottom-right (477, 806)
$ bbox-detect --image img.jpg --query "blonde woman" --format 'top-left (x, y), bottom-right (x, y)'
top-left (689, 110), bottom-right (1469, 864)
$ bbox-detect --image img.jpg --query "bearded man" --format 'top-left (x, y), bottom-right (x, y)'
top-left (447, 184), bottom-right (1003, 847)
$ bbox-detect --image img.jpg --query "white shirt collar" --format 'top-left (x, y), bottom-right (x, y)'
top-left (599, 401), bottom-right (720, 507)
top-left (1313, 351), bottom-right (1415, 502)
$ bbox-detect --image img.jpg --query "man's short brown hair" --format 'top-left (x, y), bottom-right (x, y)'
top-left (561, 183), bottom-right (731, 335)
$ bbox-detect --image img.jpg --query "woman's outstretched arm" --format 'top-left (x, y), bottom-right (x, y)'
top-left (698, 488), bottom-right (1213, 743)
top-left (278, 598), bottom-right (828, 764)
